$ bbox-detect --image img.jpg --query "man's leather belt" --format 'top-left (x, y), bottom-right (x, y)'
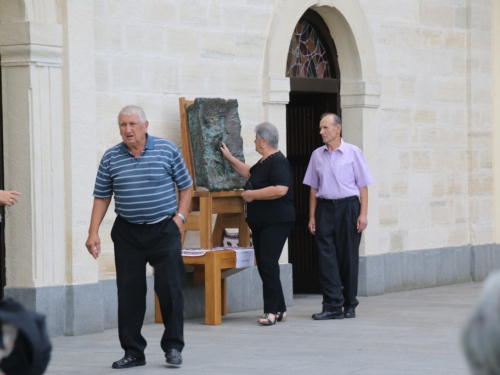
top-left (119, 214), bottom-right (172, 225)
top-left (317, 196), bottom-right (358, 204)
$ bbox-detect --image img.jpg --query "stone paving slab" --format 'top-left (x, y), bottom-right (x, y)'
top-left (46, 282), bottom-right (481, 374)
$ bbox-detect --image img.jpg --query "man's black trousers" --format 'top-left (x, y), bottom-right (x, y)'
top-left (315, 198), bottom-right (361, 311)
top-left (111, 215), bottom-right (184, 359)
top-left (250, 221), bottom-right (294, 314)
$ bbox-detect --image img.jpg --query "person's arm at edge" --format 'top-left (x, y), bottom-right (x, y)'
top-left (85, 197), bottom-right (112, 259)
top-left (0, 190), bottom-right (21, 206)
top-left (173, 184), bottom-right (194, 230)
top-left (220, 142), bottom-right (251, 179)
top-left (308, 187), bottom-right (318, 235)
top-left (357, 186), bottom-right (368, 233)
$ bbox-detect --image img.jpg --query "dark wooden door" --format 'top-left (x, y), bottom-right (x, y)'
top-left (286, 92), bottom-right (339, 294)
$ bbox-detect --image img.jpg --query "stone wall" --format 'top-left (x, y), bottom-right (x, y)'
top-left (358, 0), bottom-right (492, 253)
top-left (493, 0), bottom-right (500, 243)
top-left (92, 0), bottom-right (278, 278)
top-left (89, 0), bottom-right (496, 275)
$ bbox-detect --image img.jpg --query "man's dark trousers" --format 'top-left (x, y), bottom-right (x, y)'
top-left (111, 215), bottom-right (184, 359)
top-left (315, 198), bottom-right (361, 311)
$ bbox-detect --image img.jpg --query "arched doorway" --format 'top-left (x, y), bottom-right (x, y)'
top-left (286, 9), bottom-right (341, 294)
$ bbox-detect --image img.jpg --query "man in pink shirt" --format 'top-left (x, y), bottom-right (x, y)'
top-left (303, 113), bottom-right (374, 320)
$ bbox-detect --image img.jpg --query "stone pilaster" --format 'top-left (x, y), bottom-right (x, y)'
top-left (0, 18), bottom-right (68, 337)
top-left (0, 0), bottom-right (102, 336)
top-left (341, 81), bottom-right (381, 256)
top-left (0, 20), bottom-right (65, 288)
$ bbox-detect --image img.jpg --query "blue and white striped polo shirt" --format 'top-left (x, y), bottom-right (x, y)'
top-left (93, 134), bottom-right (193, 224)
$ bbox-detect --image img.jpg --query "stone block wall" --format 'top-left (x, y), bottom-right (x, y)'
top-left (358, 0), bottom-right (492, 254)
top-left (91, 0), bottom-right (494, 270)
top-left (93, 1), bottom-right (277, 278)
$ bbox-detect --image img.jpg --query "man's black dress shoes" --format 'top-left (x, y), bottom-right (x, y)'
top-left (312, 309), bottom-right (344, 320)
top-left (165, 349), bottom-right (183, 366)
top-left (344, 307), bottom-right (356, 318)
top-left (111, 356), bottom-right (146, 369)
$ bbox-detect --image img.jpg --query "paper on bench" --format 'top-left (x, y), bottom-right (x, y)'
top-left (181, 249), bottom-right (209, 257)
top-left (213, 247), bottom-right (254, 268)
top-left (182, 247), bottom-right (229, 256)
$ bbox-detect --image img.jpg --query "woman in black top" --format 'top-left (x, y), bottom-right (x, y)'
top-left (221, 122), bottom-right (295, 325)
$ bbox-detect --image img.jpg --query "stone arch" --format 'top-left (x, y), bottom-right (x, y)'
top-left (264, 0), bottom-right (378, 83)
top-left (262, 0), bottom-right (381, 255)
top-left (262, 0), bottom-right (380, 118)
top-left (262, 0), bottom-right (381, 153)
top-left (0, 0), bottom-right (60, 23)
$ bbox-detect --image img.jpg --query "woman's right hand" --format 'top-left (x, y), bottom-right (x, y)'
top-left (220, 142), bottom-right (232, 160)
top-left (220, 141), bottom-right (251, 179)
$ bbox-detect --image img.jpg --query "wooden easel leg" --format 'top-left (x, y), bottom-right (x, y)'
top-left (204, 251), bottom-right (222, 325)
top-left (221, 278), bottom-right (227, 316)
top-left (238, 213), bottom-right (251, 247)
top-left (213, 214), bottom-right (225, 247)
top-left (199, 197), bottom-right (213, 249)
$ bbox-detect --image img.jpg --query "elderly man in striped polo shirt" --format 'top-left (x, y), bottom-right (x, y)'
top-left (85, 105), bottom-right (193, 369)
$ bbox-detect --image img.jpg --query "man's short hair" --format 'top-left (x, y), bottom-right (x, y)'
top-left (320, 113), bottom-right (342, 126)
top-left (117, 105), bottom-right (147, 125)
top-left (462, 270), bottom-right (500, 374)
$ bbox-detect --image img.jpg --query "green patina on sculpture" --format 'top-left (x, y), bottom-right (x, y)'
top-left (186, 98), bottom-right (246, 191)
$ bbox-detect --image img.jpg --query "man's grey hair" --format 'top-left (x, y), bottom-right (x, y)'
top-left (117, 105), bottom-right (147, 125)
top-left (255, 122), bottom-right (279, 149)
top-left (320, 113), bottom-right (342, 126)
top-left (461, 270), bottom-right (500, 374)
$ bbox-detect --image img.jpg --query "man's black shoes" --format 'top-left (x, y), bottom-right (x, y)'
top-left (111, 356), bottom-right (146, 369)
top-left (165, 349), bottom-right (183, 366)
top-left (111, 351), bottom-right (182, 369)
top-left (344, 306), bottom-right (356, 318)
top-left (312, 309), bottom-right (344, 320)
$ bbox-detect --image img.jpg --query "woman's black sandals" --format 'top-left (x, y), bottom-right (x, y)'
top-left (258, 313), bottom-right (276, 325)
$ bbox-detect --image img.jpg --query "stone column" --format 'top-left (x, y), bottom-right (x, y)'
top-left (263, 75), bottom-right (291, 263)
top-left (263, 75), bottom-right (290, 153)
top-left (0, 0), bottom-right (102, 337)
top-left (341, 81), bottom-right (381, 256)
top-left (1, 19), bottom-right (67, 336)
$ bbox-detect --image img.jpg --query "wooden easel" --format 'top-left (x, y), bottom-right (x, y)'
top-left (155, 97), bottom-right (251, 325)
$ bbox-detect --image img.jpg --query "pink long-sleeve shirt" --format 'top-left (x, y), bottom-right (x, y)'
top-left (303, 139), bottom-right (374, 199)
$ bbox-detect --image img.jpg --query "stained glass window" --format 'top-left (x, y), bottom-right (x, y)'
top-left (286, 19), bottom-right (331, 79)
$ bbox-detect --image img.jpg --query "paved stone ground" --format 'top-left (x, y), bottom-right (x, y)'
top-left (46, 282), bottom-right (481, 374)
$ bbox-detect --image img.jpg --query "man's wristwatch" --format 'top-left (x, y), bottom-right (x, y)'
top-left (176, 213), bottom-right (187, 224)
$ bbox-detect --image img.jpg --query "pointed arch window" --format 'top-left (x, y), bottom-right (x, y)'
top-left (285, 10), bottom-right (340, 93)
top-left (286, 19), bottom-right (331, 79)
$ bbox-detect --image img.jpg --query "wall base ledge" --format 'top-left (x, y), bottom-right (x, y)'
top-left (3, 264), bottom-right (292, 338)
top-left (358, 244), bottom-right (500, 296)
